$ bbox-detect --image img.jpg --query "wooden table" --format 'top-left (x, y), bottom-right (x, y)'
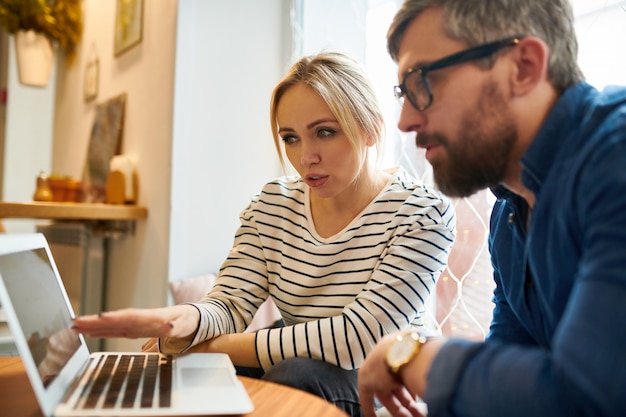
top-left (0, 356), bottom-right (348, 417)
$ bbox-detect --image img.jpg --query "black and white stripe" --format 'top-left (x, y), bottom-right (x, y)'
top-left (191, 167), bottom-right (455, 370)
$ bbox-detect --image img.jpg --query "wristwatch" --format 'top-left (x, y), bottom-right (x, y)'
top-left (385, 331), bottom-right (429, 379)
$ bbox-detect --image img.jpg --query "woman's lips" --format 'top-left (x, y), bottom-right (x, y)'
top-left (305, 175), bottom-right (329, 188)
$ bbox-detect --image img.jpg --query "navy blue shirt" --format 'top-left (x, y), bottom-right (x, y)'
top-left (425, 82), bottom-right (626, 417)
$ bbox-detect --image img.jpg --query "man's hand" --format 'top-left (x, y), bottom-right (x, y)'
top-left (359, 333), bottom-right (425, 417)
top-left (358, 332), bottom-right (446, 417)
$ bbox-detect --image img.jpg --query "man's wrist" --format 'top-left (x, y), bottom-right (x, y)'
top-left (385, 330), bottom-right (439, 382)
top-left (399, 336), bottom-right (446, 397)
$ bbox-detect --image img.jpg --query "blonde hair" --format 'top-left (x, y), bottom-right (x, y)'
top-left (270, 52), bottom-right (385, 170)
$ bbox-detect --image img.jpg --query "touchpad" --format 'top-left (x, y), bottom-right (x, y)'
top-left (181, 367), bottom-right (236, 387)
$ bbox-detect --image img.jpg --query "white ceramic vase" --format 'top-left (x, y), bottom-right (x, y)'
top-left (14, 30), bottom-right (54, 88)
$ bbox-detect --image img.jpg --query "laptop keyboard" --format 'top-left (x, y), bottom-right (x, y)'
top-left (76, 353), bottom-right (173, 410)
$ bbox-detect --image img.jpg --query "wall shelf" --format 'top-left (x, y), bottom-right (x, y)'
top-left (0, 201), bottom-right (147, 221)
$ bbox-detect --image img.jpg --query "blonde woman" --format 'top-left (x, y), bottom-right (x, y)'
top-left (74, 52), bottom-right (455, 417)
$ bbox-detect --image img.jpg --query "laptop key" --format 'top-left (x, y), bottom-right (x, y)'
top-left (84, 355), bottom-right (117, 408)
top-left (103, 354), bottom-right (132, 408)
top-left (159, 355), bottom-right (173, 407)
top-left (122, 355), bottom-right (145, 408)
top-left (140, 355), bottom-right (158, 407)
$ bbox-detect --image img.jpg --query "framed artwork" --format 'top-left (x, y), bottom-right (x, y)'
top-left (82, 94), bottom-right (127, 203)
top-left (114, 0), bottom-right (144, 56)
top-left (83, 57), bottom-right (99, 102)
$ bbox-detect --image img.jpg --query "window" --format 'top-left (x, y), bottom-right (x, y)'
top-left (574, 0), bottom-right (626, 89)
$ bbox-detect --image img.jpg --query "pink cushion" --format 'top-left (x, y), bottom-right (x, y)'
top-left (169, 274), bottom-right (281, 332)
top-left (169, 274), bottom-right (217, 304)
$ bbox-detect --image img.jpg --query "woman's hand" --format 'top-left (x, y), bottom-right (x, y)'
top-left (141, 337), bottom-right (159, 352)
top-left (72, 305), bottom-right (200, 340)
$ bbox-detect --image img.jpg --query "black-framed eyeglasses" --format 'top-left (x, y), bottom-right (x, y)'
top-left (394, 36), bottom-right (524, 112)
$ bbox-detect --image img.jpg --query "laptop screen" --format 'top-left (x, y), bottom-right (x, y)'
top-left (0, 247), bottom-right (80, 387)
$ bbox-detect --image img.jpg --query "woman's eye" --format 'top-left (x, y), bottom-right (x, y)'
top-left (317, 128), bottom-right (335, 138)
top-left (281, 135), bottom-right (298, 145)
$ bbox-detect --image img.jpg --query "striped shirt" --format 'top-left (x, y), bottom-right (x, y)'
top-left (186, 167), bottom-right (455, 370)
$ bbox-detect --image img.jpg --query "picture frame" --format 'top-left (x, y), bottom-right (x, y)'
top-left (82, 93), bottom-right (127, 203)
top-left (114, 0), bottom-right (144, 57)
top-left (83, 57), bottom-right (99, 102)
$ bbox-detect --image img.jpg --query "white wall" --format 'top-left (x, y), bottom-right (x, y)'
top-left (2, 37), bottom-right (56, 233)
top-left (297, 0), bottom-right (367, 60)
top-left (169, 0), bottom-right (287, 284)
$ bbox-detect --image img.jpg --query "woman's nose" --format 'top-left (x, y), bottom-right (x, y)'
top-left (300, 141), bottom-right (321, 166)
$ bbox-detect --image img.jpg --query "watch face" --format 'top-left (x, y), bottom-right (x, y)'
top-left (387, 333), bottom-right (419, 368)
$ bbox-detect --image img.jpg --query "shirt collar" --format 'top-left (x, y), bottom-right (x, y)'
top-left (491, 82), bottom-right (593, 202)
top-left (520, 82), bottom-right (593, 195)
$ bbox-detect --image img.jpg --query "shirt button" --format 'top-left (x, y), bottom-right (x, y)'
top-left (508, 213), bottom-right (515, 223)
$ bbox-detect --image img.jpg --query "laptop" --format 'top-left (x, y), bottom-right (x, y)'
top-left (0, 233), bottom-right (254, 417)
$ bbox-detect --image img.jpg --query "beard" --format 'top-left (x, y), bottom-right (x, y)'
top-left (416, 80), bottom-right (517, 197)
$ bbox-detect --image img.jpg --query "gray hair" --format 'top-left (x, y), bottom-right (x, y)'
top-left (387, 0), bottom-right (584, 91)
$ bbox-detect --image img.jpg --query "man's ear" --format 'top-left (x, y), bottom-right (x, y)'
top-left (509, 37), bottom-right (550, 97)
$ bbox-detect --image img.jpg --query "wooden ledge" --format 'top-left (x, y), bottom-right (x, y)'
top-left (0, 201), bottom-right (148, 221)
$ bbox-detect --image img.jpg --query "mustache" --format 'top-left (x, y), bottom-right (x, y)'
top-left (415, 132), bottom-right (448, 148)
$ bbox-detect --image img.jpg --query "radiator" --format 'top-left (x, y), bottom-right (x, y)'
top-left (37, 222), bottom-right (105, 351)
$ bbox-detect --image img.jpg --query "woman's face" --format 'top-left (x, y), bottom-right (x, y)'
top-left (276, 83), bottom-right (365, 200)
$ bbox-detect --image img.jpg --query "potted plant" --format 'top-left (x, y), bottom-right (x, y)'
top-left (0, 0), bottom-right (83, 87)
